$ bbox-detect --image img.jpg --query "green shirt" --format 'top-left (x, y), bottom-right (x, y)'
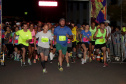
top-left (122, 27), bottom-right (126, 32)
top-left (95, 29), bottom-right (106, 45)
top-left (16, 29), bottom-right (32, 46)
top-left (90, 26), bottom-right (97, 41)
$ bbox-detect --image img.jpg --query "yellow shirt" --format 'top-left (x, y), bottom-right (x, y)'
top-left (72, 27), bottom-right (76, 42)
top-left (122, 27), bottom-right (126, 32)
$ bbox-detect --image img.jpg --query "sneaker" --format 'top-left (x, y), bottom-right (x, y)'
top-left (21, 62), bottom-right (27, 67)
top-left (43, 68), bottom-right (47, 74)
top-left (103, 63), bottom-right (108, 67)
top-left (84, 59), bottom-right (86, 64)
top-left (50, 60), bottom-right (53, 63)
top-left (89, 57), bottom-right (92, 62)
top-left (59, 66), bottom-right (63, 72)
top-left (81, 59), bottom-right (85, 64)
top-left (28, 58), bottom-right (32, 65)
top-left (67, 63), bottom-right (70, 67)
top-left (71, 58), bottom-right (75, 63)
top-left (33, 59), bottom-right (36, 63)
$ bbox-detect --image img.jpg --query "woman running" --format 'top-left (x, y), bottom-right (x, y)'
top-left (80, 24), bottom-right (92, 64)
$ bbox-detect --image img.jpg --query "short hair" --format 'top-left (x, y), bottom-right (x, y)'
top-left (100, 22), bottom-right (105, 25)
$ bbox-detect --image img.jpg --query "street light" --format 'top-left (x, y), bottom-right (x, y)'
top-left (38, 1), bottom-right (58, 7)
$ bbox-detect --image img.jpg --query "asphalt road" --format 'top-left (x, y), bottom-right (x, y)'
top-left (0, 59), bottom-right (126, 84)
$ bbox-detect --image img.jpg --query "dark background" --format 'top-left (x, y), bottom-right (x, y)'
top-left (2, 0), bottom-right (66, 23)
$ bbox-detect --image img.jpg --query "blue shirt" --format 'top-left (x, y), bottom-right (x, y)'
top-left (54, 26), bottom-right (72, 47)
top-left (81, 30), bottom-right (91, 44)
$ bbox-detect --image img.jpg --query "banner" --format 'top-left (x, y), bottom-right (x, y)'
top-left (91, 0), bottom-right (107, 24)
top-left (0, 0), bottom-right (1, 53)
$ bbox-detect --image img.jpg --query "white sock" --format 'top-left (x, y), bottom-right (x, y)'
top-left (50, 52), bottom-right (53, 60)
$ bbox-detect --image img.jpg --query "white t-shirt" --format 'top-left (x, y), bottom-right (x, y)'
top-left (105, 26), bottom-right (111, 40)
top-left (36, 31), bottom-right (53, 48)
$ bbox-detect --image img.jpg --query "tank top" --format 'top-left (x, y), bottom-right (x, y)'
top-left (29, 29), bottom-right (35, 44)
top-left (95, 29), bottom-right (106, 45)
top-left (90, 26), bottom-right (97, 41)
top-left (72, 27), bottom-right (77, 42)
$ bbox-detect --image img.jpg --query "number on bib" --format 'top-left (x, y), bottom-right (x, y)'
top-left (41, 38), bottom-right (49, 42)
top-left (59, 36), bottom-right (66, 41)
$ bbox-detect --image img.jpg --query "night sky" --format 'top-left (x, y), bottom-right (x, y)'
top-left (2, 0), bottom-right (66, 23)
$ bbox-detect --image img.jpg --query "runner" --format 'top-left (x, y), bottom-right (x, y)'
top-left (49, 27), bottom-right (56, 63)
top-left (80, 24), bottom-right (91, 64)
top-left (4, 26), bottom-right (13, 58)
top-left (66, 37), bottom-right (73, 67)
top-left (104, 20), bottom-right (111, 60)
top-left (89, 22), bottom-right (97, 61)
top-left (54, 18), bottom-right (72, 71)
top-left (15, 23), bottom-right (32, 66)
top-left (34, 24), bottom-right (53, 73)
top-left (93, 22), bottom-right (108, 67)
top-left (71, 22), bottom-right (77, 63)
top-left (12, 26), bottom-right (20, 61)
top-left (28, 23), bottom-right (36, 65)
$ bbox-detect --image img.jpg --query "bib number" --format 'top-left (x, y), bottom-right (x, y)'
top-left (59, 36), bottom-right (66, 41)
top-left (41, 38), bottom-right (49, 42)
top-left (99, 38), bottom-right (105, 42)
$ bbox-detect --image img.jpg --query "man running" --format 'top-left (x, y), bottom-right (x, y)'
top-left (89, 22), bottom-right (97, 61)
top-left (34, 24), bottom-right (53, 73)
top-left (54, 18), bottom-right (72, 71)
top-left (15, 23), bottom-right (32, 66)
top-left (93, 22), bottom-right (108, 67)
top-left (104, 20), bottom-right (111, 60)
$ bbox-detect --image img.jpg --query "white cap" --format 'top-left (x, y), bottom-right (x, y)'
top-left (104, 20), bottom-right (110, 24)
top-left (16, 22), bottom-right (20, 26)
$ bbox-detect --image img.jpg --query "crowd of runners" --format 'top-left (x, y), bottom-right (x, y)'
top-left (1, 18), bottom-right (126, 73)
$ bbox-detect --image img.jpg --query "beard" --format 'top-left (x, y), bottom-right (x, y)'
top-left (60, 24), bottom-right (65, 27)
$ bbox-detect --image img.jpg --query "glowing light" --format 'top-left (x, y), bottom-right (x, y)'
top-left (39, 1), bottom-right (58, 7)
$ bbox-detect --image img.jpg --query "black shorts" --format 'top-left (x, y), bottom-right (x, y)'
top-left (81, 42), bottom-right (89, 48)
top-left (77, 41), bottom-right (81, 44)
top-left (53, 45), bottom-right (56, 48)
top-left (2, 38), bottom-right (4, 45)
top-left (19, 44), bottom-right (28, 50)
top-left (29, 44), bottom-right (34, 47)
top-left (95, 43), bottom-right (106, 49)
top-left (14, 45), bottom-right (20, 50)
top-left (90, 41), bottom-right (95, 45)
top-left (72, 42), bottom-right (76, 48)
top-left (67, 47), bottom-right (72, 53)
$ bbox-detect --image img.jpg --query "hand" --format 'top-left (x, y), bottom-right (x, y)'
top-left (66, 34), bottom-right (69, 38)
top-left (99, 36), bottom-right (103, 39)
top-left (26, 40), bottom-right (29, 43)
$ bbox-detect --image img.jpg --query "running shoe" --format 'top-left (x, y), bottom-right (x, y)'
top-left (33, 59), bottom-right (36, 63)
top-left (103, 63), bottom-right (108, 67)
top-left (50, 60), bottom-right (53, 63)
top-left (67, 63), bottom-right (70, 67)
top-left (43, 69), bottom-right (47, 74)
top-left (81, 58), bottom-right (85, 64)
top-left (28, 58), bottom-right (32, 65)
top-left (59, 66), bottom-right (63, 72)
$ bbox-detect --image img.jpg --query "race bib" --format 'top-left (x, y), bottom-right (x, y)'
top-left (15, 40), bottom-right (18, 43)
top-left (41, 38), bottom-right (49, 42)
top-left (67, 39), bottom-right (71, 43)
top-left (83, 38), bottom-right (88, 42)
top-left (59, 36), bottom-right (66, 41)
top-left (99, 38), bottom-right (105, 42)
